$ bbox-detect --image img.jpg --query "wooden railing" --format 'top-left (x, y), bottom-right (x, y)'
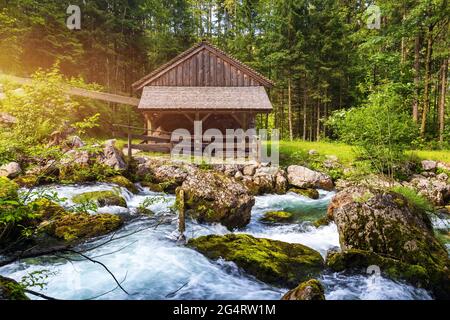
top-left (113, 124), bottom-right (261, 161)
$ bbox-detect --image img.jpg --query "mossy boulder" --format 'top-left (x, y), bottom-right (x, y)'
top-left (289, 188), bottom-right (320, 200)
top-left (0, 276), bottom-right (28, 300)
top-left (46, 213), bottom-right (123, 242)
top-left (281, 279), bottom-right (325, 300)
top-left (177, 171), bottom-right (255, 230)
top-left (72, 191), bottom-right (127, 208)
top-left (312, 216), bottom-right (332, 228)
top-left (140, 181), bottom-right (173, 193)
top-left (28, 198), bottom-right (66, 221)
top-left (188, 234), bottom-right (324, 288)
top-left (136, 158), bottom-right (198, 193)
top-left (260, 211), bottom-right (294, 224)
top-left (13, 174), bottom-right (39, 188)
top-left (327, 186), bottom-right (450, 299)
top-left (105, 175), bottom-right (138, 194)
top-left (0, 177), bottom-right (19, 200)
top-left (326, 249), bottom-right (450, 298)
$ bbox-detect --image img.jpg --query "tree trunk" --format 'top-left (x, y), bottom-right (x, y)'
top-left (420, 27), bottom-right (433, 136)
top-left (413, 35), bottom-right (420, 123)
top-left (303, 79), bottom-right (308, 141)
top-left (316, 97), bottom-right (321, 141)
top-left (288, 78), bottom-right (293, 141)
top-left (439, 58), bottom-right (448, 143)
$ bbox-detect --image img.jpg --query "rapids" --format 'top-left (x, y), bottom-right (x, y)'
top-left (0, 183), bottom-right (435, 300)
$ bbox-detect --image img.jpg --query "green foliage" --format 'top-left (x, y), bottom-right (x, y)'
top-left (59, 163), bottom-right (120, 185)
top-left (72, 113), bottom-right (101, 137)
top-left (327, 85), bottom-right (418, 177)
top-left (390, 186), bottom-right (434, 214)
top-left (20, 270), bottom-right (56, 290)
top-left (1, 66), bottom-right (78, 145)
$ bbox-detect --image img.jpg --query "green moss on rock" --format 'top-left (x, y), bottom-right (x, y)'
top-left (48, 213), bottom-right (123, 242)
top-left (0, 276), bottom-right (28, 300)
top-left (289, 188), bottom-right (320, 200)
top-left (313, 216), bottom-right (331, 228)
top-left (105, 176), bottom-right (138, 194)
top-left (326, 249), bottom-right (449, 299)
top-left (0, 177), bottom-right (19, 200)
top-left (178, 171), bottom-right (254, 230)
top-left (28, 198), bottom-right (66, 221)
top-left (260, 211), bottom-right (294, 224)
top-left (281, 279), bottom-right (325, 300)
top-left (140, 181), bottom-right (166, 193)
top-left (72, 191), bottom-right (127, 208)
top-left (188, 234), bottom-right (324, 288)
top-left (13, 174), bottom-right (39, 188)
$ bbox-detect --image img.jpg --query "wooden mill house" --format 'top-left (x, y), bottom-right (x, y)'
top-left (128, 41), bottom-right (274, 154)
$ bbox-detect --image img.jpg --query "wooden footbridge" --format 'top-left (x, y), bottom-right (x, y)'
top-left (0, 73), bottom-right (140, 107)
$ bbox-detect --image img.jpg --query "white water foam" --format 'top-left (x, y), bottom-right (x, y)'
top-left (0, 183), bottom-right (434, 300)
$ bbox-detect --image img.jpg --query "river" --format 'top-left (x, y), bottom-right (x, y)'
top-left (0, 183), bottom-right (434, 300)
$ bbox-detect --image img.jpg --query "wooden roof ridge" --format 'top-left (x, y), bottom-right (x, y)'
top-left (132, 40), bottom-right (274, 91)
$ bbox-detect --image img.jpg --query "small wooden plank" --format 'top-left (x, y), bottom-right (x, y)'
top-left (205, 51), bottom-right (211, 86)
top-left (230, 65), bottom-right (236, 85)
top-left (130, 144), bottom-right (172, 153)
top-left (116, 132), bottom-right (171, 142)
top-left (211, 54), bottom-right (217, 86)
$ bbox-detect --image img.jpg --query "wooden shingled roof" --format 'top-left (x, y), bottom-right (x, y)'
top-left (138, 86), bottom-right (272, 111)
top-left (132, 41), bottom-right (274, 91)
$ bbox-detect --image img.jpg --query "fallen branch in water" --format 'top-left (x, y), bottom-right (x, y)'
top-left (165, 281), bottom-right (190, 298)
top-left (24, 289), bottom-right (59, 300)
top-left (85, 271), bottom-right (129, 300)
top-left (63, 249), bottom-right (129, 295)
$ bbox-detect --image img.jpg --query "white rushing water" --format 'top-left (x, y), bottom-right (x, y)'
top-left (0, 183), bottom-right (434, 300)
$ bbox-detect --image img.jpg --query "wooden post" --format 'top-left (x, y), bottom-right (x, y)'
top-left (178, 189), bottom-right (186, 242)
top-left (127, 130), bottom-right (132, 163)
top-left (256, 135), bottom-right (261, 164)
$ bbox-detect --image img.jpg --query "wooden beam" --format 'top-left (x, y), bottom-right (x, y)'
top-left (243, 112), bottom-right (248, 130)
top-left (183, 112), bottom-right (195, 123)
top-left (230, 113), bottom-right (245, 128)
top-left (201, 113), bottom-right (212, 122)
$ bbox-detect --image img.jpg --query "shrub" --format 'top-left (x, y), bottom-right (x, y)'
top-left (327, 84), bottom-right (418, 178)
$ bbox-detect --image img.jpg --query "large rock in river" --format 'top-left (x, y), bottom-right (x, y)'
top-left (177, 171), bottom-right (254, 229)
top-left (0, 276), bottom-right (28, 300)
top-left (281, 279), bottom-right (325, 300)
top-left (327, 186), bottom-right (450, 298)
top-left (72, 190), bottom-right (127, 208)
top-left (136, 158), bottom-right (198, 193)
top-left (287, 165), bottom-right (333, 191)
top-left (44, 212), bottom-right (123, 243)
top-left (188, 234), bottom-right (324, 288)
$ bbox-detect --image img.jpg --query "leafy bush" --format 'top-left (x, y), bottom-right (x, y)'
top-left (327, 84), bottom-right (418, 178)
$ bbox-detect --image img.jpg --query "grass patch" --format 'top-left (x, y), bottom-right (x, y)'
top-left (409, 150), bottom-right (450, 163)
top-left (275, 140), bottom-right (450, 167)
top-left (278, 140), bottom-right (356, 166)
top-left (390, 186), bottom-right (434, 213)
